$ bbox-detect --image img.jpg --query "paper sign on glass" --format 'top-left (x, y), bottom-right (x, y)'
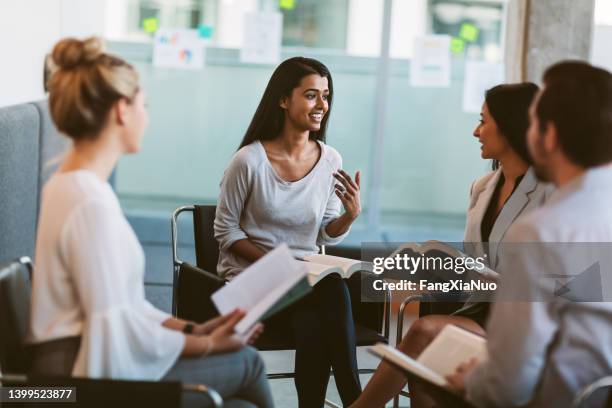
top-left (410, 35), bottom-right (452, 87)
top-left (462, 60), bottom-right (505, 113)
top-left (153, 28), bottom-right (205, 70)
top-left (240, 11), bottom-right (283, 65)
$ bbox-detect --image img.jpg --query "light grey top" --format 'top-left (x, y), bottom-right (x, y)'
top-left (214, 140), bottom-right (349, 280)
top-left (466, 166), bottom-right (612, 407)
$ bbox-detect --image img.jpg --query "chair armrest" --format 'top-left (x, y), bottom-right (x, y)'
top-left (396, 294), bottom-right (425, 346)
top-left (573, 375), bottom-right (612, 408)
top-left (176, 262), bottom-right (225, 323)
top-left (183, 383), bottom-right (223, 408)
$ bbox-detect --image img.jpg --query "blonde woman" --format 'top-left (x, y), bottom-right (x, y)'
top-left (27, 37), bottom-right (274, 408)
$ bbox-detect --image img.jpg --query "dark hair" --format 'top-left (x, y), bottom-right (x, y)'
top-left (536, 60), bottom-right (612, 168)
top-left (485, 82), bottom-right (539, 170)
top-left (238, 57), bottom-right (333, 149)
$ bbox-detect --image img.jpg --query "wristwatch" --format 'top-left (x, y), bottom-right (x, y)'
top-left (183, 322), bottom-right (195, 334)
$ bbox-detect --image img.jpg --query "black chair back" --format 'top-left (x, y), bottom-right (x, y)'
top-left (193, 205), bottom-right (220, 275)
top-left (0, 258), bottom-right (32, 373)
top-left (175, 204), bottom-right (388, 344)
top-left (347, 273), bottom-right (385, 335)
top-left (176, 262), bottom-right (224, 323)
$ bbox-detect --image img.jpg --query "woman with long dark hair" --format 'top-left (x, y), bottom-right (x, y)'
top-left (349, 83), bottom-right (552, 408)
top-left (214, 57), bottom-right (363, 407)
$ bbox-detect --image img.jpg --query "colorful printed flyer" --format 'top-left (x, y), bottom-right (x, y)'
top-left (410, 35), bottom-right (452, 87)
top-left (240, 11), bottom-right (283, 65)
top-left (153, 28), bottom-right (205, 70)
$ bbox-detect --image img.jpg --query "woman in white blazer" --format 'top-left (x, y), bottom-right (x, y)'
top-left (350, 83), bottom-right (552, 408)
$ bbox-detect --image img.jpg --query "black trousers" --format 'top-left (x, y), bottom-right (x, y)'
top-left (265, 273), bottom-right (361, 408)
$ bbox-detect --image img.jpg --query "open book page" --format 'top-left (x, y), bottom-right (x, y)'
top-left (211, 244), bottom-right (308, 334)
top-left (369, 325), bottom-right (488, 387)
top-left (368, 343), bottom-right (447, 386)
top-left (417, 325), bottom-right (488, 379)
top-left (303, 254), bottom-right (372, 275)
top-left (298, 260), bottom-right (343, 286)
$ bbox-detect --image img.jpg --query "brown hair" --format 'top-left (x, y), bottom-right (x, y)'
top-left (48, 37), bottom-right (140, 141)
top-left (537, 61), bottom-right (612, 168)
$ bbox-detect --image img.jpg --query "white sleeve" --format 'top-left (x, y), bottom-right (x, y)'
top-left (214, 153), bottom-right (251, 251)
top-left (60, 200), bottom-right (184, 380)
top-left (317, 152), bottom-right (350, 246)
top-left (141, 300), bottom-right (172, 324)
top-left (465, 224), bottom-right (560, 407)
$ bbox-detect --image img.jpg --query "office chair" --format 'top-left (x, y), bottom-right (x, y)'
top-left (574, 376), bottom-right (612, 408)
top-left (170, 205), bottom-right (392, 379)
top-left (0, 257), bottom-right (222, 408)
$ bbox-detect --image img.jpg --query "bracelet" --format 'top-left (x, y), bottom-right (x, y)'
top-left (183, 322), bottom-right (195, 334)
top-left (203, 337), bottom-right (214, 357)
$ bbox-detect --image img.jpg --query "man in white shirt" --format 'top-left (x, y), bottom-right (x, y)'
top-left (448, 61), bottom-right (612, 407)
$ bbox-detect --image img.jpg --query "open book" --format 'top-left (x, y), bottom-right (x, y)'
top-left (299, 254), bottom-right (372, 286)
top-left (369, 325), bottom-right (488, 387)
top-left (391, 241), bottom-right (499, 282)
top-left (211, 244), bottom-right (311, 334)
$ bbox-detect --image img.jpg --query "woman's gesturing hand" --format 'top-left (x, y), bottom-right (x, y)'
top-left (334, 170), bottom-right (361, 219)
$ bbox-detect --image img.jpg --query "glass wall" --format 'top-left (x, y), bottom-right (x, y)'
top-left (106, 0), bottom-right (508, 242)
top-left (591, 0), bottom-right (612, 74)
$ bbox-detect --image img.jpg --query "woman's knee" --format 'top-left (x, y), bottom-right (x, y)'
top-left (316, 274), bottom-right (351, 304)
top-left (240, 346), bottom-right (269, 382)
top-left (399, 316), bottom-right (446, 355)
top-left (317, 273), bottom-right (345, 292)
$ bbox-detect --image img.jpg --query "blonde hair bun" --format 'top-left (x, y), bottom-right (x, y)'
top-left (48, 36), bottom-right (139, 140)
top-left (52, 37), bottom-right (105, 70)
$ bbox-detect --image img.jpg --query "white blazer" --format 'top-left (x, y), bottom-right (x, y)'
top-left (463, 167), bottom-right (552, 270)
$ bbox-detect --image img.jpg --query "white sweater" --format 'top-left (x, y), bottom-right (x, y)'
top-left (28, 170), bottom-right (184, 380)
top-left (214, 140), bottom-right (349, 280)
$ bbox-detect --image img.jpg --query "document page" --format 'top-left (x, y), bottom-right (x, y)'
top-left (304, 254), bottom-right (356, 272)
top-left (417, 325), bottom-right (488, 378)
top-left (212, 244), bottom-right (308, 334)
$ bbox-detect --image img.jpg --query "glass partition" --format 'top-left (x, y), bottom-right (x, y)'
top-left (108, 0), bottom-right (508, 243)
top-left (591, 0), bottom-right (612, 73)
top-left (113, 47), bottom-right (377, 214)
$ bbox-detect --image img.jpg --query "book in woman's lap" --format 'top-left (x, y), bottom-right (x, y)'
top-left (369, 324), bottom-right (488, 388)
top-left (212, 244), bottom-right (311, 334)
top-left (299, 254), bottom-right (372, 285)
